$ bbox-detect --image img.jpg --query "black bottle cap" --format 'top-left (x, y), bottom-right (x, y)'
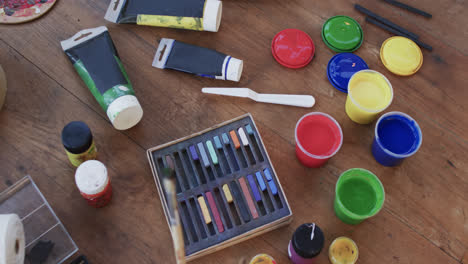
top-left (292, 223), bottom-right (325, 258)
top-left (61, 121), bottom-right (93, 154)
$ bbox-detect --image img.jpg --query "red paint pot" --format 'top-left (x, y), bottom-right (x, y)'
top-left (75, 160), bottom-right (113, 208)
top-left (295, 113), bottom-right (343, 168)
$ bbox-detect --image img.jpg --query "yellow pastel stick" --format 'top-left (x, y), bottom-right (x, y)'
top-left (197, 196), bottom-right (212, 224)
top-left (222, 184), bottom-right (233, 203)
top-left (137, 15), bottom-right (204, 31)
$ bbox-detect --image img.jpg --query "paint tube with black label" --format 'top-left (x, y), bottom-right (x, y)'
top-left (104, 0), bottom-right (223, 32)
top-left (61, 26), bottom-right (143, 130)
top-left (153, 38), bottom-right (243, 82)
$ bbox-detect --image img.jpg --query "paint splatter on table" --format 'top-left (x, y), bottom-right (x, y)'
top-left (0, 0), bottom-right (57, 24)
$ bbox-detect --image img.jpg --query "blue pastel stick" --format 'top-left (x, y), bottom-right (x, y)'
top-left (264, 168), bottom-right (273, 181)
top-left (222, 133), bottom-right (230, 144)
top-left (268, 180), bottom-right (278, 195)
top-left (214, 136), bottom-right (223, 149)
top-left (197, 143), bottom-right (210, 167)
top-left (189, 145), bottom-right (198, 160)
top-left (255, 172), bottom-right (267, 191)
top-left (245, 124), bottom-right (254, 135)
top-left (247, 175), bottom-right (262, 202)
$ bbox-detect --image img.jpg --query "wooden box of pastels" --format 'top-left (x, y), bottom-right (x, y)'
top-left (147, 113), bottom-right (292, 261)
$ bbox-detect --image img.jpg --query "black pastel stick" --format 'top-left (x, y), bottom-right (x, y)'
top-left (355, 4), bottom-right (419, 40)
top-left (383, 0), bottom-right (432, 18)
top-left (222, 133), bottom-right (240, 171)
top-left (245, 125), bottom-right (264, 162)
top-left (189, 145), bottom-right (207, 184)
top-left (214, 136), bottom-right (231, 175)
top-left (366, 17), bottom-right (433, 51)
top-left (229, 181), bottom-right (251, 223)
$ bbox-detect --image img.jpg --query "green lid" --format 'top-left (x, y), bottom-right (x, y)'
top-left (322, 16), bottom-right (363, 52)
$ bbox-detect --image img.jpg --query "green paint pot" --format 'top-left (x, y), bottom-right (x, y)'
top-left (322, 16), bottom-right (363, 53)
top-left (334, 168), bottom-right (385, 225)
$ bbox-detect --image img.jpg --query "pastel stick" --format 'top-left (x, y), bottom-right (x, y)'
top-left (229, 130), bottom-right (241, 149)
top-left (229, 181), bottom-right (251, 222)
top-left (205, 191), bottom-right (224, 233)
top-left (247, 174), bottom-right (262, 202)
top-left (264, 168), bottom-right (273, 181)
top-left (268, 180), bottom-right (278, 195)
top-left (197, 196), bottom-right (212, 224)
top-left (214, 136), bottom-right (223, 149)
top-left (197, 143), bottom-right (210, 167)
top-left (245, 124), bottom-right (254, 135)
top-left (190, 145), bottom-right (199, 160)
top-left (206, 140), bottom-right (218, 165)
top-left (255, 172), bottom-right (267, 191)
top-left (238, 128), bottom-right (249, 146)
top-left (238, 177), bottom-right (259, 219)
top-left (223, 184), bottom-right (233, 203)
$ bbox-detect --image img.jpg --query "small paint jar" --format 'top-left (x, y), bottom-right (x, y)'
top-left (372, 112), bottom-right (423, 166)
top-left (329, 237), bottom-right (359, 264)
top-left (288, 223), bottom-right (325, 264)
top-left (249, 254), bottom-right (277, 264)
top-left (75, 160), bottom-right (112, 208)
top-left (295, 112), bottom-right (343, 168)
top-left (61, 121), bottom-right (98, 167)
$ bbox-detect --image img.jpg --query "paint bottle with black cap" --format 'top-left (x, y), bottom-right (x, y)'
top-left (61, 121), bottom-right (98, 167)
top-left (288, 223), bottom-right (325, 264)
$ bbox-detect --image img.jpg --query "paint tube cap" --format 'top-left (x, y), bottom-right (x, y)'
top-left (226, 57), bottom-right (243, 82)
top-left (292, 223), bottom-right (325, 258)
top-left (75, 160), bottom-right (109, 195)
top-left (107, 95), bottom-right (143, 130)
top-left (327, 53), bottom-right (369, 93)
top-left (203, 0), bottom-right (223, 32)
top-left (380, 36), bottom-right (423, 76)
top-left (271, 29), bottom-right (315, 69)
top-left (61, 121), bottom-right (93, 154)
top-left (322, 16), bottom-right (363, 52)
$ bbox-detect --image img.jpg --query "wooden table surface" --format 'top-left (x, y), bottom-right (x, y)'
top-left (0, 0), bottom-right (467, 263)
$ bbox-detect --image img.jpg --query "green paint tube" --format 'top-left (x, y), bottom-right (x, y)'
top-left (61, 26), bottom-right (143, 130)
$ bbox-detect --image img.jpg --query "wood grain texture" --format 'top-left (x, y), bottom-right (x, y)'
top-left (0, 0), bottom-right (466, 263)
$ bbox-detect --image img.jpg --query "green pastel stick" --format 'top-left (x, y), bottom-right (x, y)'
top-left (206, 140), bottom-right (218, 165)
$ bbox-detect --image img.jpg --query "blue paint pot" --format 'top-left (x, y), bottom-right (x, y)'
top-left (372, 112), bottom-right (422, 167)
top-left (327, 53), bottom-right (369, 93)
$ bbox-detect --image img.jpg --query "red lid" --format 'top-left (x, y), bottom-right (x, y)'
top-left (271, 29), bottom-right (315, 69)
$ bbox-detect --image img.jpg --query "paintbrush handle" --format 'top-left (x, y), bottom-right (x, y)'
top-left (256, 94), bottom-right (315, 108)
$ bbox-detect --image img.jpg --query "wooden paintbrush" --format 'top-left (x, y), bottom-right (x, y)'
top-left (162, 156), bottom-right (186, 264)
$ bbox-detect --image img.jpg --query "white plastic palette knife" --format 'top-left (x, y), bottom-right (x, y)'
top-left (202, 88), bottom-right (315, 108)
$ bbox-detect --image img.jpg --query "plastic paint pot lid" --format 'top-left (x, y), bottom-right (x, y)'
top-left (292, 223), bottom-right (325, 258)
top-left (61, 121), bottom-right (93, 154)
top-left (322, 16), bottom-right (363, 52)
top-left (380, 36), bottom-right (423, 76)
top-left (271, 29), bottom-right (315, 69)
top-left (75, 160), bottom-right (109, 195)
top-left (327, 53), bottom-right (369, 93)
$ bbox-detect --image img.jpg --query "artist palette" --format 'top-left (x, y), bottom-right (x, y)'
top-left (147, 114), bottom-right (292, 261)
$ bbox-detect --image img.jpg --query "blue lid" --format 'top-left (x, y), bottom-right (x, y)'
top-left (327, 53), bottom-right (369, 93)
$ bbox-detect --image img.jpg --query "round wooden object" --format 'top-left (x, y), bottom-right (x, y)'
top-left (0, 0), bottom-right (57, 24)
top-left (0, 64), bottom-right (6, 110)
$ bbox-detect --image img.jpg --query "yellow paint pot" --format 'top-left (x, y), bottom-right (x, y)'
top-left (329, 237), bottom-right (359, 264)
top-left (345, 70), bottom-right (393, 124)
top-left (380, 36), bottom-right (423, 76)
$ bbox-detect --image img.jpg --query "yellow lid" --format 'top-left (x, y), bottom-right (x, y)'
top-left (380, 36), bottom-right (423, 76)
